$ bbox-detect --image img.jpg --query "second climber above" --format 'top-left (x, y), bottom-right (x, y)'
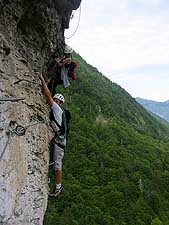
top-left (47, 45), bottom-right (77, 96)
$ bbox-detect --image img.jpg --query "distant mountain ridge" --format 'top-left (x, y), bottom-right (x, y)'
top-left (136, 97), bottom-right (169, 122)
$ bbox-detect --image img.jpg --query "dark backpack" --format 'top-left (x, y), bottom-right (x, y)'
top-left (63, 109), bottom-right (71, 139)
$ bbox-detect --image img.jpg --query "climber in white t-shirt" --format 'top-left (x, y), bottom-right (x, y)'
top-left (39, 74), bottom-right (66, 197)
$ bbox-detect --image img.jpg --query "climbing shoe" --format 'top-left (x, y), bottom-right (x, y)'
top-left (49, 185), bottom-right (64, 197)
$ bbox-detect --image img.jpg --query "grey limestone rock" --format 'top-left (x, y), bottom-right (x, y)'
top-left (0, 0), bottom-right (81, 224)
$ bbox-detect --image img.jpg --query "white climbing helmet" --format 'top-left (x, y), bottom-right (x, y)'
top-left (53, 93), bottom-right (65, 103)
top-left (64, 45), bottom-right (73, 54)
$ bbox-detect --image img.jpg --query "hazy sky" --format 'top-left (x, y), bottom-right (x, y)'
top-left (65, 0), bottom-right (169, 102)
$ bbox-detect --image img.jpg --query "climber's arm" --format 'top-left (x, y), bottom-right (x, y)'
top-left (46, 56), bottom-right (71, 77)
top-left (57, 56), bottom-right (71, 67)
top-left (39, 74), bottom-right (54, 106)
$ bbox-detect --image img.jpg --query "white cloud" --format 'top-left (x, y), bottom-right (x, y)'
top-left (67, 1), bottom-right (169, 70)
top-left (65, 0), bottom-right (169, 100)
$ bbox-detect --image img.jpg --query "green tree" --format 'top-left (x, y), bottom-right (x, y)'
top-left (151, 218), bottom-right (163, 225)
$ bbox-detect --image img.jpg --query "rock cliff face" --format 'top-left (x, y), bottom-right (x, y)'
top-left (0, 1), bottom-right (81, 224)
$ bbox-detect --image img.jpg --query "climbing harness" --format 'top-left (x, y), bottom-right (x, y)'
top-left (0, 97), bottom-right (25, 102)
top-left (0, 116), bottom-right (48, 160)
top-left (65, 5), bottom-right (81, 39)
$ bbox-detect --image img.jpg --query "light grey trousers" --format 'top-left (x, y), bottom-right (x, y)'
top-left (53, 144), bottom-right (64, 171)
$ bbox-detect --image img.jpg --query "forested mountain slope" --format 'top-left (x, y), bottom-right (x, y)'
top-left (44, 53), bottom-right (169, 225)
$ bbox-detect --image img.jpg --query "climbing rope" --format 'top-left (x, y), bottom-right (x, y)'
top-left (65, 5), bottom-right (81, 39)
top-left (0, 116), bottom-right (48, 160)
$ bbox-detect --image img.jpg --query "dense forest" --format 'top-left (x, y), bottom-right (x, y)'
top-left (44, 53), bottom-right (169, 225)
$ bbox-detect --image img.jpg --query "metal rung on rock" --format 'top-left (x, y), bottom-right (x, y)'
top-left (0, 97), bottom-right (25, 102)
